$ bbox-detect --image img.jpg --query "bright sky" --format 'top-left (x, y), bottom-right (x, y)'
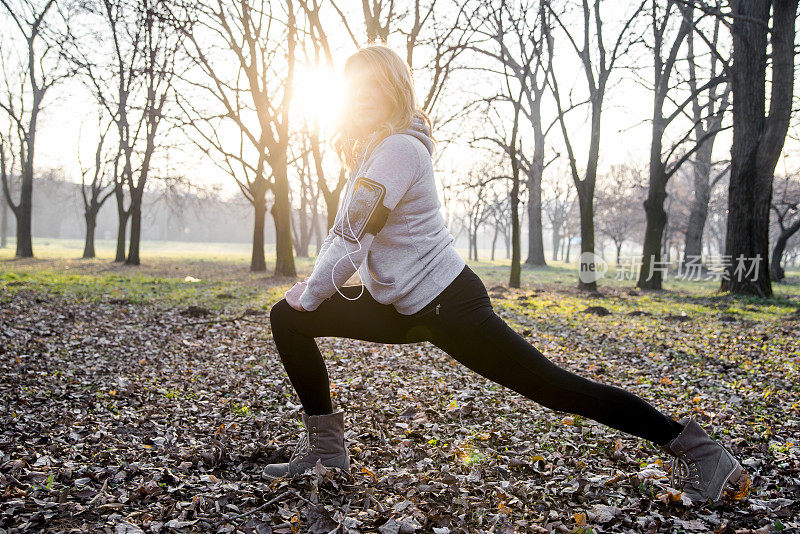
top-left (6, 1), bottom-right (799, 207)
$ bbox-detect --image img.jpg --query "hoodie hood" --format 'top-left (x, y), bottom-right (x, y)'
top-left (400, 114), bottom-right (434, 156)
top-left (354, 114), bottom-right (435, 174)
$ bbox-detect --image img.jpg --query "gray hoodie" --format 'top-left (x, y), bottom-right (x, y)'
top-left (298, 114), bottom-right (466, 315)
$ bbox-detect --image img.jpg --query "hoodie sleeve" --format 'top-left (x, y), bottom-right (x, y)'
top-left (298, 135), bottom-right (421, 311)
top-left (312, 227), bottom-right (336, 271)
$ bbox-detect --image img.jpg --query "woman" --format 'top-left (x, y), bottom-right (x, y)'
top-left (266, 44), bottom-right (747, 504)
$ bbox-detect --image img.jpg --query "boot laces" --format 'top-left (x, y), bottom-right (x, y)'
top-left (289, 431), bottom-right (310, 462)
top-left (669, 452), bottom-right (700, 490)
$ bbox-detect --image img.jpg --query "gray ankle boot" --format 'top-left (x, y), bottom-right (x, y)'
top-left (262, 411), bottom-right (350, 479)
top-left (662, 416), bottom-right (749, 503)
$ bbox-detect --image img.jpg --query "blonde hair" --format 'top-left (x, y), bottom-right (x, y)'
top-left (332, 43), bottom-right (436, 172)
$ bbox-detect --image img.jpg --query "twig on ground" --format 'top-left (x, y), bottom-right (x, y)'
top-left (214, 490), bottom-right (291, 527)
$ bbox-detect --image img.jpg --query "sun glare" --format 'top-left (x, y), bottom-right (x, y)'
top-left (292, 64), bottom-right (344, 130)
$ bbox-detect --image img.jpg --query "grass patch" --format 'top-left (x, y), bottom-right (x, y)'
top-left (2, 237), bottom-right (798, 321)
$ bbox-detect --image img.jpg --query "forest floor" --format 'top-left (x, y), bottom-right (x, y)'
top-left (1, 256), bottom-right (799, 534)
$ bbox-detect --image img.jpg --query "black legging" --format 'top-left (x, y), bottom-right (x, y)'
top-left (269, 264), bottom-right (683, 445)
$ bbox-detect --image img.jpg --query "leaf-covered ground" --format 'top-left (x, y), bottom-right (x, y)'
top-left (1, 258), bottom-right (799, 533)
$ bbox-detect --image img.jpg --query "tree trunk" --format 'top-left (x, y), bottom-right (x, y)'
top-left (322, 173), bottom-right (344, 232)
top-left (683, 143), bottom-right (713, 264)
top-left (1, 193), bottom-right (7, 248)
top-left (249, 173), bottom-right (268, 272)
top-left (576, 185), bottom-right (596, 291)
top-left (638, 35), bottom-right (672, 290)
top-left (551, 228), bottom-right (560, 262)
top-left (271, 164), bottom-right (297, 277)
top-left (722, 0), bottom-right (797, 296)
top-left (771, 218), bottom-right (800, 282)
top-left (525, 116), bottom-right (546, 266)
top-left (491, 224), bottom-right (498, 261)
top-left (636, 3), bottom-right (693, 289)
top-left (574, 102), bottom-right (601, 292)
top-left (83, 210), bottom-right (97, 259)
top-left (509, 167), bottom-right (521, 288)
top-left (126, 199), bottom-right (142, 265)
top-left (290, 208), bottom-right (310, 258)
top-left (508, 99), bottom-right (523, 287)
top-left (510, 206), bottom-right (520, 286)
top-left (770, 236), bottom-right (786, 283)
top-left (14, 172), bottom-right (33, 258)
top-left (638, 165), bottom-right (668, 290)
top-left (115, 214), bottom-right (128, 262)
top-left (252, 196), bottom-right (267, 272)
top-left (114, 183), bottom-right (128, 262)
top-left (14, 89), bottom-right (41, 258)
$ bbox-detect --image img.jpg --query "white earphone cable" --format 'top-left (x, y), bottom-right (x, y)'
top-left (328, 135), bottom-right (395, 302)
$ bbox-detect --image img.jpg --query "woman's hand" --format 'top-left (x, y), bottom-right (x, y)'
top-left (285, 281), bottom-right (308, 312)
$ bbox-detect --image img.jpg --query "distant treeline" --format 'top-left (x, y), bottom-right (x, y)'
top-left (0, 173), bottom-right (272, 245)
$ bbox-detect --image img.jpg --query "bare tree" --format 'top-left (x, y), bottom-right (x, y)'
top-left (359, 0), bottom-right (393, 43)
top-left (403, 1), bottom-right (477, 120)
top-left (82, 0), bottom-right (133, 263)
top-left (681, 2), bottom-right (730, 267)
top-left (176, 0), bottom-right (297, 274)
top-left (470, 0), bottom-right (555, 269)
top-left (0, 184), bottom-right (8, 248)
top-left (124, 1), bottom-right (187, 265)
top-left (487, 192), bottom-right (511, 261)
top-left (720, 0), bottom-right (798, 296)
top-left (0, 119), bottom-right (17, 250)
top-left (503, 85), bottom-right (524, 286)
top-left (288, 123), bottom-right (322, 258)
top-left (562, 201), bottom-right (581, 263)
top-left (703, 175), bottom-right (728, 258)
top-left (545, 0), bottom-right (646, 291)
top-left (543, 169), bottom-right (576, 262)
top-left (637, 0), bottom-right (689, 287)
top-left (597, 164), bottom-right (646, 266)
top-left (468, 79), bottom-right (526, 285)
top-left (770, 171), bottom-right (800, 282)
top-left (0, 0), bottom-right (70, 258)
top-left (636, 0), bottom-right (733, 289)
top-left (439, 169), bottom-right (462, 238)
top-left (66, 0), bottom-right (187, 265)
top-left (660, 173), bottom-right (686, 263)
top-left (77, 117), bottom-right (117, 258)
top-left (456, 161), bottom-right (496, 261)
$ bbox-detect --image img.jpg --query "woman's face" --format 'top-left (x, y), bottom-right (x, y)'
top-left (343, 56), bottom-right (394, 138)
